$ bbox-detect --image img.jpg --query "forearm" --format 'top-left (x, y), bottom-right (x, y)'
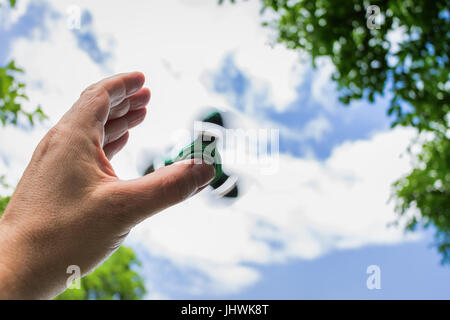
top-left (0, 218), bottom-right (66, 299)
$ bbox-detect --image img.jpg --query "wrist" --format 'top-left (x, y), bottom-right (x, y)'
top-left (0, 218), bottom-right (62, 299)
top-left (0, 219), bottom-right (29, 299)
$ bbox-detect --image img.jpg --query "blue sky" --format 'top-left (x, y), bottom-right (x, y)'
top-left (208, 53), bottom-right (394, 159)
top-left (130, 228), bottom-right (450, 299)
top-left (215, 229), bottom-right (450, 300)
top-left (0, 1), bottom-right (51, 63)
top-left (0, 0), bottom-right (448, 299)
top-left (152, 229), bottom-right (450, 300)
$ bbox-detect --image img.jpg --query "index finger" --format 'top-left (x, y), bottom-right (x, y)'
top-left (96, 72), bottom-right (146, 106)
top-left (73, 72), bottom-right (146, 127)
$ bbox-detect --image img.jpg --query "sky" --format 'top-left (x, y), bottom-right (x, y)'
top-left (0, 0), bottom-right (448, 299)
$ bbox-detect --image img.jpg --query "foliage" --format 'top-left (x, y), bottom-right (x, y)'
top-left (0, 60), bottom-right (46, 127)
top-left (393, 133), bottom-right (449, 263)
top-left (221, 0), bottom-right (450, 262)
top-left (223, 0), bottom-right (449, 132)
top-left (0, 196), bottom-right (11, 214)
top-left (56, 246), bottom-right (146, 300)
top-left (0, 0), bottom-right (16, 8)
top-left (0, 0), bottom-right (45, 127)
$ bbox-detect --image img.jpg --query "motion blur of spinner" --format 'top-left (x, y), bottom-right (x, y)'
top-left (141, 110), bottom-right (239, 199)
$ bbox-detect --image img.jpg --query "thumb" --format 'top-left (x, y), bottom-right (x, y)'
top-left (109, 159), bottom-right (216, 224)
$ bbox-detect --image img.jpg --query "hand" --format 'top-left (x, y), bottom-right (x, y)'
top-left (0, 72), bottom-right (215, 299)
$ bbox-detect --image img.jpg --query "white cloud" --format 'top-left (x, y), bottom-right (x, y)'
top-left (0, 0), bottom-right (421, 298)
top-left (0, 126), bottom-right (47, 193)
top-left (128, 126), bottom-right (418, 296)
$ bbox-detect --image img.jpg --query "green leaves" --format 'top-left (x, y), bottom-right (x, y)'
top-left (258, 0), bottom-right (449, 132)
top-left (0, 196), bottom-right (11, 215)
top-left (56, 246), bottom-right (147, 300)
top-left (393, 133), bottom-right (450, 263)
top-left (0, 0), bottom-right (16, 9)
top-left (0, 60), bottom-right (47, 127)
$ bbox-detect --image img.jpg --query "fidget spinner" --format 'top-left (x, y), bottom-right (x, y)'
top-left (142, 111), bottom-right (238, 198)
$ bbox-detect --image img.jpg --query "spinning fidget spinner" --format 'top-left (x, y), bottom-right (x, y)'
top-left (143, 111), bottom-right (238, 198)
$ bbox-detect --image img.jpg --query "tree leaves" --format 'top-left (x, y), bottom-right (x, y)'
top-left (0, 60), bottom-right (47, 127)
top-left (0, 0), bottom-right (16, 9)
top-left (55, 246), bottom-right (147, 300)
top-left (257, 0), bottom-right (449, 132)
top-left (393, 133), bottom-right (450, 263)
top-left (0, 196), bottom-right (11, 214)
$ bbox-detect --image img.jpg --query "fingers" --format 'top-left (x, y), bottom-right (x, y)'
top-left (103, 108), bottom-right (147, 146)
top-left (73, 72), bottom-right (146, 130)
top-left (104, 132), bottom-right (130, 160)
top-left (108, 88), bottom-right (150, 121)
top-left (95, 72), bottom-right (145, 107)
top-left (109, 160), bottom-right (216, 224)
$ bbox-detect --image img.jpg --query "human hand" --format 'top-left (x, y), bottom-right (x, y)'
top-left (0, 72), bottom-right (215, 299)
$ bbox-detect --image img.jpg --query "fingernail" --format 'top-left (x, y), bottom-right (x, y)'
top-left (129, 72), bottom-right (145, 94)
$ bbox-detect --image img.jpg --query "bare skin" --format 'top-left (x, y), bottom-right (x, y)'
top-left (0, 72), bottom-right (215, 299)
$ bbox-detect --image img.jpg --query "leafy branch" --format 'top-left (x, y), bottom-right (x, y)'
top-left (0, 60), bottom-right (46, 127)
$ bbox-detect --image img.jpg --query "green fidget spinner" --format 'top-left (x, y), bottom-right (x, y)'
top-left (144, 111), bottom-right (238, 198)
